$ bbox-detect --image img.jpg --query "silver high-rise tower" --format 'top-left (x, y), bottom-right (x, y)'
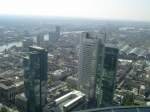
top-left (78, 32), bottom-right (104, 102)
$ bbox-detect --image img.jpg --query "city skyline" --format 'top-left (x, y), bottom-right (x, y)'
top-left (0, 2), bottom-right (150, 111)
top-left (0, 0), bottom-right (150, 22)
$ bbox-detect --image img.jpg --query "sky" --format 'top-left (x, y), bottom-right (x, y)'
top-left (0, 0), bottom-right (150, 21)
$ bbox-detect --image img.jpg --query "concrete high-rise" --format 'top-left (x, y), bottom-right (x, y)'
top-left (23, 46), bottom-right (48, 112)
top-left (48, 32), bottom-right (56, 44)
top-left (22, 38), bottom-right (33, 52)
top-left (55, 26), bottom-right (60, 39)
top-left (37, 34), bottom-right (44, 46)
top-left (49, 26), bottom-right (61, 44)
top-left (78, 32), bottom-right (104, 102)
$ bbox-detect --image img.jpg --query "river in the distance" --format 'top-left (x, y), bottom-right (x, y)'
top-left (0, 41), bottom-right (22, 52)
top-left (0, 34), bottom-right (50, 52)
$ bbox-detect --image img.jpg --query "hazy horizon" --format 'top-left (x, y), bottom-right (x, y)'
top-left (0, 0), bottom-right (150, 22)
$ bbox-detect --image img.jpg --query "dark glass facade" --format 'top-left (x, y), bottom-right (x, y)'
top-left (24, 46), bottom-right (48, 112)
top-left (101, 47), bottom-right (119, 107)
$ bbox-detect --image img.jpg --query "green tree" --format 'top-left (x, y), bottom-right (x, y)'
top-left (0, 107), bottom-right (8, 112)
top-left (122, 93), bottom-right (135, 106)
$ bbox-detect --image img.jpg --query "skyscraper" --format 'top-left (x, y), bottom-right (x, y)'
top-left (101, 46), bottom-right (119, 107)
top-left (78, 32), bottom-right (118, 108)
top-left (23, 46), bottom-right (48, 112)
top-left (78, 32), bottom-right (104, 102)
top-left (49, 26), bottom-right (61, 44)
top-left (55, 26), bottom-right (61, 39)
top-left (37, 33), bottom-right (44, 46)
top-left (95, 39), bottom-right (105, 107)
top-left (22, 38), bottom-right (33, 52)
top-left (49, 32), bottom-right (56, 44)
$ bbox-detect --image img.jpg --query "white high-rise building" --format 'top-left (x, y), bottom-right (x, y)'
top-left (78, 32), bottom-right (104, 101)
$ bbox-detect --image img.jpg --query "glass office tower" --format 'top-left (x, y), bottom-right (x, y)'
top-left (101, 46), bottom-right (119, 107)
top-left (24, 46), bottom-right (48, 112)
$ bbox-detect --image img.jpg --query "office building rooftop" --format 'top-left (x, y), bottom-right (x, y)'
top-left (54, 90), bottom-right (86, 112)
top-left (75, 106), bottom-right (150, 112)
